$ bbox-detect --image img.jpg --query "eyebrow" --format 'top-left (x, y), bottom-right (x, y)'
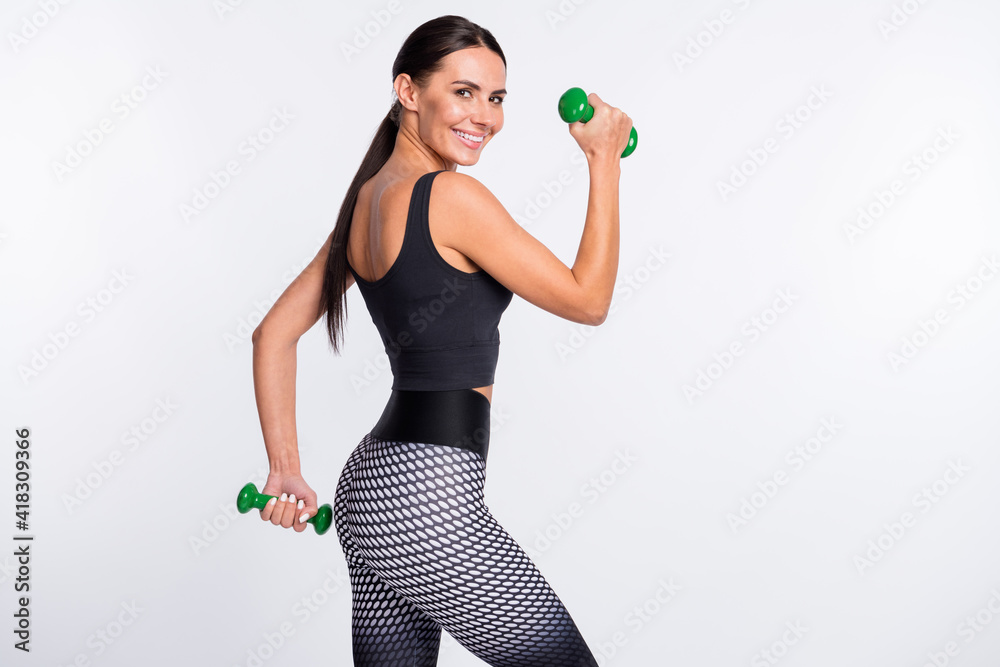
top-left (451, 80), bottom-right (507, 95)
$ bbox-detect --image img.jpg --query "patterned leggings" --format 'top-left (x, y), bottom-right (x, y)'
top-left (333, 392), bottom-right (599, 666)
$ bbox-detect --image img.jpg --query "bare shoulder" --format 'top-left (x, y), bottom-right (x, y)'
top-left (431, 171), bottom-right (508, 224)
top-left (430, 170), bottom-right (519, 244)
top-left (433, 169), bottom-right (492, 201)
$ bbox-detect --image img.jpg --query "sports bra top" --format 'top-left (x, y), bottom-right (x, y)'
top-left (347, 170), bottom-right (513, 392)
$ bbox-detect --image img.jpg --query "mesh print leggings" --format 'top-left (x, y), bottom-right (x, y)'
top-left (333, 388), bottom-right (599, 666)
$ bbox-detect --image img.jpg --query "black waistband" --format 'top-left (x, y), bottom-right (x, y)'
top-left (371, 388), bottom-right (491, 463)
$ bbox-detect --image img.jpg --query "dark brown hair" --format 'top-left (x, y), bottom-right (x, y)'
top-left (319, 15), bottom-right (507, 353)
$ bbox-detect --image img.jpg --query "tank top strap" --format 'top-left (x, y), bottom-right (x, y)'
top-left (405, 170), bottom-right (448, 265)
top-left (352, 170), bottom-right (448, 287)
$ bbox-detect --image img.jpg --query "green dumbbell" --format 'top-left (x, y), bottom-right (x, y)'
top-left (236, 482), bottom-right (333, 535)
top-left (558, 86), bottom-right (637, 158)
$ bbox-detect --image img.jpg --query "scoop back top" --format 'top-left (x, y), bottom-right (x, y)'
top-left (347, 170), bottom-right (514, 391)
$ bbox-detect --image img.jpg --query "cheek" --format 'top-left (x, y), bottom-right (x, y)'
top-left (438, 100), bottom-right (466, 121)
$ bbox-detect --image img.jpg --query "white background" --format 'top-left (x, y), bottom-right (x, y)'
top-left (2, 0), bottom-right (999, 665)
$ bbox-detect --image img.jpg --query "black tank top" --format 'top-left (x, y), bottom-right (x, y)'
top-left (347, 170), bottom-right (514, 391)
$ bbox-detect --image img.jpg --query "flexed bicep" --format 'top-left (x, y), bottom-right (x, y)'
top-left (436, 172), bottom-right (602, 326)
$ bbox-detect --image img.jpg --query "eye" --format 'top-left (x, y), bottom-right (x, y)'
top-left (456, 89), bottom-right (505, 104)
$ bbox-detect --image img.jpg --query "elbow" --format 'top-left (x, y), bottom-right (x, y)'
top-left (576, 293), bottom-right (608, 326)
top-left (252, 319), bottom-right (300, 349)
top-left (251, 321), bottom-right (281, 347)
top-left (586, 303), bottom-right (609, 327)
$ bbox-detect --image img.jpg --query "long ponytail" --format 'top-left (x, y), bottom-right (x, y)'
top-left (318, 99), bottom-right (401, 355)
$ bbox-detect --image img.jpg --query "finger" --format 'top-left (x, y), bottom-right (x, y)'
top-left (280, 494), bottom-right (297, 529)
top-left (258, 495), bottom-right (278, 521)
top-left (270, 492), bottom-right (289, 526)
top-left (293, 498), bottom-right (310, 533)
top-left (296, 497), bottom-right (317, 525)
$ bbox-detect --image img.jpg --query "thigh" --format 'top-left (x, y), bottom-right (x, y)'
top-left (347, 437), bottom-right (599, 667)
top-left (337, 433), bottom-right (443, 666)
top-left (348, 561), bottom-right (442, 667)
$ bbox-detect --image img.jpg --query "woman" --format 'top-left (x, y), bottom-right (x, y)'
top-left (250, 14), bottom-right (631, 666)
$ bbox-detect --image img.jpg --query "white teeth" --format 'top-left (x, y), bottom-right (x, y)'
top-left (454, 130), bottom-right (484, 143)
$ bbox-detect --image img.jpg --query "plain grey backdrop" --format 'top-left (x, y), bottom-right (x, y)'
top-left (2, 0), bottom-right (999, 665)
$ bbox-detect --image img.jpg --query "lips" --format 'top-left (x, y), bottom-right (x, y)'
top-left (452, 128), bottom-right (485, 148)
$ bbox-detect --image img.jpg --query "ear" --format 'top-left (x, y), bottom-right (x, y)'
top-left (394, 73), bottom-right (420, 113)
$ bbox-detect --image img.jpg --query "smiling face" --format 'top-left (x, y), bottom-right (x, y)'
top-left (395, 46), bottom-right (507, 168)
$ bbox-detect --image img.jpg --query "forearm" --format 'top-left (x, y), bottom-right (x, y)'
top-left (252, 334), bottom-right (301, 474)
top-left (571, 157), bottom-right (621, 321)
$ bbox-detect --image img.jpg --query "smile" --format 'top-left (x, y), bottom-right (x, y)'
top-left (453, 129), bottom-right (485, 147)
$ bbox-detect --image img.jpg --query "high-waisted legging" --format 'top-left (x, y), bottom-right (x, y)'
top-left (333, 388), bottom-right (599, 666)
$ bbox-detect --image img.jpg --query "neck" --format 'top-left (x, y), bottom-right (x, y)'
top-left (387, 121), bottom-right (454, 175)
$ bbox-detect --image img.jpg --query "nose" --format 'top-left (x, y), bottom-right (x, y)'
top-left (472, 104), bottom-right (498, 131)
top-left (472, 118), bottom-right (496, 135)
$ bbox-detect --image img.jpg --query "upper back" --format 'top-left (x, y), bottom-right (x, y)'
top-left (346, 170), bottom-right (513, 392)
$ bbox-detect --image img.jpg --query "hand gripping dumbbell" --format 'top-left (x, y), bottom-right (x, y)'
top-left (236, 482), bottom-right (333, 535)
top-left (558, 86), bottom-right (638, 158)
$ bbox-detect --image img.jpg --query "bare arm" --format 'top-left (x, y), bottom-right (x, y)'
top-left (438, 158), bottom-right (621, 326)
top-left (251, 233), bottom-right (352, 474)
